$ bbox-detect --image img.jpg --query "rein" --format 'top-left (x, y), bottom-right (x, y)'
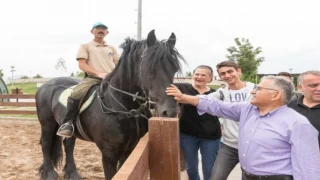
top-left (97, 81), bottom-right (154, 159)
top-left (97, 82), bottom-right (154, 119)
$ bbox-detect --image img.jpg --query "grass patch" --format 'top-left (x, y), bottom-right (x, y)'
top-left (5, 83), bottom-right (220, 94)
top-left (6, 83), bottom-right (38, 94)
top-left (209, 85), bottom-right (220, 90)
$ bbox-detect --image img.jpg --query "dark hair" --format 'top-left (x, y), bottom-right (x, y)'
top-left (277, 72), bottom-right (292, 78)
top-left (193, 65), bottom-right (213, 76)
top-left (216, 61), bottom-right (238, 72)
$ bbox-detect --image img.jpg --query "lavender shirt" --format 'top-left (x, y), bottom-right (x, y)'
top-left (197, 95), bottom-right (320, 180)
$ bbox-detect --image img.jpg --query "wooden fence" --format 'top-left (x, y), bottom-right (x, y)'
top-left (0, 94), bottom-right (37, 115)
top-left (113, 117), bottom-right (180, 180)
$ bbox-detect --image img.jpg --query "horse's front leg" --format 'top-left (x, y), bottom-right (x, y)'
top-left (101, 151), bottom-right (119, 180)
top-left (117, 148), bottom-right (134, 170)
top-left (63, 137), bottom-right (82, 180)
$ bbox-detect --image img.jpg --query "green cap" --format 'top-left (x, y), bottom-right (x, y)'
top-left (92, 22), bottom-right (108, 29)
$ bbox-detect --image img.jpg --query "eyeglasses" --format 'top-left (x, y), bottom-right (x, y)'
top-left (254, 86), bottom-right (279, 92)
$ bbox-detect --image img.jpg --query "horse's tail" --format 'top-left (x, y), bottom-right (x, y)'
top-left (39, 124), bottom-right (63, 171)
top-left (51, 124), bottom-right (63, 168)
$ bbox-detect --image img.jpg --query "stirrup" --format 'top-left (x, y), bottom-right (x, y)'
top-left (56, 122), bottom-right (74, 138)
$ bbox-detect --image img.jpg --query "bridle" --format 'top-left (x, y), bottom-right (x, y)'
top-left (95, 47), bottom-right (159, 155)
top-left (97, 48), bottom-right (157, 118)
top-left (97, 81), bottom-right (155, 118)
top-left (96, 80), bottom-right (156, 159)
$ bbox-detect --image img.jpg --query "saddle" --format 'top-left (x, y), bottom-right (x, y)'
top-left (58, 85), bottom-right (98, 141)
top-left (58, 85), bottom-right (97, 114)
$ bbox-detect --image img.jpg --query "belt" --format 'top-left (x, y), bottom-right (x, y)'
top-left (242, 168), bottom-right (293, 180)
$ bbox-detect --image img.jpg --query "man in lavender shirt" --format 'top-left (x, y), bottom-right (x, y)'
top-left (166, 76), bottom-right (320, 180)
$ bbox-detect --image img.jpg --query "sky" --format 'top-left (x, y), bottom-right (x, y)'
top-left (1, 0), bottom-right (319, 80)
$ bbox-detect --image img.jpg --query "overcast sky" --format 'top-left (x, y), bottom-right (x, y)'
top-left (1, 0), bottom-right (319, 79)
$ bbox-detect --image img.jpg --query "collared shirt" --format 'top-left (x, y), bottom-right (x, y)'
top-left (197, 95), bottom-right (320, 180)
top-left (76, 40), bottom-right (120, 75)
top-left (288, 95), bottom-right (320, 149)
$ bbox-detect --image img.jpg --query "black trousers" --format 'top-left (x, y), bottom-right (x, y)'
top-left (242, 169), bottom-right (293, 180)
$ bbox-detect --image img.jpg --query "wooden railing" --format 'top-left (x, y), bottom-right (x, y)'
top-left (0, 94), bottom-right (37, 115)
top-left (113, 117), bottom-right (180, 180)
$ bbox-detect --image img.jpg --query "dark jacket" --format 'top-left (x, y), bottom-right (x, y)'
top-left (175, 83), bottom-right (222, 140)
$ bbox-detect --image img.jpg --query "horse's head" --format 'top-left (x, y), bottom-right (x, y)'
top-left (140, 30), bottom-right (185, 117)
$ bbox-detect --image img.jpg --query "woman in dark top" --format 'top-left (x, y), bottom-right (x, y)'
top-left (176, 65), bottom-right (221, 180)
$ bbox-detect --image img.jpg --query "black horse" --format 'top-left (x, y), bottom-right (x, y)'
top-left (35, 30), bottom-right (185, 180)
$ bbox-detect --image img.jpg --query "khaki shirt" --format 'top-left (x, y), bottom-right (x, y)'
top-left (76, 40), bottom-right (120, 75)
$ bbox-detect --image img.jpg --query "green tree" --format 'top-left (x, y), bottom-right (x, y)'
top-left (55, 57), bottom-right (67, 76)
top-left (70, 72), bottom-right (74, 77)
top-left (20, 75), bottom-right (29, 79)
top-left (226, 38), bottom-right (265, 82)
top-left (76, 71), bottom-right (85, 78)
top-left (33, 74), bottom-right (43, 78)
top-left (0, 69), bottom-right (3, 78)
top-left (185, 71), bottom-right (192, 77)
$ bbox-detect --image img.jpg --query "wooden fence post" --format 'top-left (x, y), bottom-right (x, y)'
top-left (148, 117), bottom-right (180, 180)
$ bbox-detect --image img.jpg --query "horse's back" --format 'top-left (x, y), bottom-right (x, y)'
top-left (36, 77), bottom-right (80, 98)
top-left (36, 77), bottom-right (80, 122)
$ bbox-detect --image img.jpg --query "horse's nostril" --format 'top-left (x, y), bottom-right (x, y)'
top-left (160, 109), bottom-right (178, 117)
top-left (162, 110), bottom-right (168, 117)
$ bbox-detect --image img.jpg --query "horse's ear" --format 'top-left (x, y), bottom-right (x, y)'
top-left (147, 29), bottom-right (156, 47)
top-left (167, 32), bottom-right (176, 47)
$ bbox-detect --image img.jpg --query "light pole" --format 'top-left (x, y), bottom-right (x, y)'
top-left (10, 66), bottom-right (15, 90)
top-left (137, 0), bottom-right (142, 40)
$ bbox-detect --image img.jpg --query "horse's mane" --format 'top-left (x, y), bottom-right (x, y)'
top-left (106, 38), bottom-right (144, 87)
top-left (106, 37), bottom-right (185, 89)
top-left (142, 39), bottom-right (184, 82)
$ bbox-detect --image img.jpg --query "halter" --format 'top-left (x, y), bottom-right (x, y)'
top-left (96, 80), bottom-right (155, 157)
top-left (97, 81), bottom-right (155, 119)
top-left (97, 48), bottom-right (156, 118)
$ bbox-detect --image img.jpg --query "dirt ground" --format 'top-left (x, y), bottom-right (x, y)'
top-left (0, 118), bottom-right (242, 180)
top-left (0, 119), bottom-right (105, 180)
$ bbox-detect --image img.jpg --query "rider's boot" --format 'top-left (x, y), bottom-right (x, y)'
top-left (56, 97), bottom-right (80, 138)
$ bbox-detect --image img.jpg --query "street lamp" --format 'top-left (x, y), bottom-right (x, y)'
top-left (137, 0), bottom-right (142, 40)
top-left (10, 66), bottom-right (15, 90)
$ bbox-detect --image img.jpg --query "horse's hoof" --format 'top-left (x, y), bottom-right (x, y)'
top-left (40, 170), bottom-right (59, 180)
top-left (64, 171), bottom-right (82, 180)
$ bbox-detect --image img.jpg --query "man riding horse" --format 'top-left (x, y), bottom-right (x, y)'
top-left (57, 22), bottom-right (120, 138)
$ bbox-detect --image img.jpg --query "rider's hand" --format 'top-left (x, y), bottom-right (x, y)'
top-left (96, 73), bottom-right (108, 79)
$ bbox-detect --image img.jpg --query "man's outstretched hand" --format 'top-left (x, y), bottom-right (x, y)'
top-left (166, 84), bottom-right (199, 106)
top-left (166, 84), bottom-right (185, 102)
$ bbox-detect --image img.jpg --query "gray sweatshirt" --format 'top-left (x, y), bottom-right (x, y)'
top-left (208, 82), bottom-right (255, 149)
